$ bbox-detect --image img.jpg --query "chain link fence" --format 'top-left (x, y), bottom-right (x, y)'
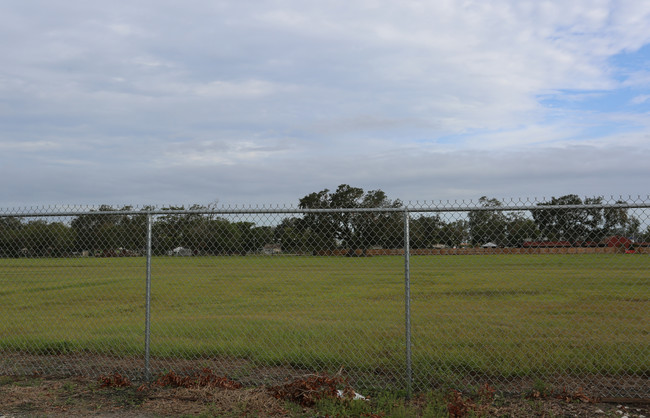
top-left (1, 197), bottom-right (648, 398)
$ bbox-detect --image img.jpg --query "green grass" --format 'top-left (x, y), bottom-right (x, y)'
top-left (1, 254), bottom-right (648, 390)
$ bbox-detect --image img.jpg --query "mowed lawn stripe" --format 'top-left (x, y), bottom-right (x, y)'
top-left (1, 254), bottom-right (648, 377)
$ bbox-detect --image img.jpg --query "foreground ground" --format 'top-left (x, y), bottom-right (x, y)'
top-left (1, 374), bottom-right (648, 417)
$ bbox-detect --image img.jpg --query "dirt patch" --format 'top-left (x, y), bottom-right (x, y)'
top-left (484, 397), bottom-right (649, 418)
top-left (2, 354), bottom-right (648, 416)
top-left (1, 374), bottom-right (649, 417)
top-left (1, 352), bottom-right (313, 387)
top-left (0, 375), bottom-right (289, 417)
top-left (141, 386), bottom-right (288, 417)
top-left (3, 352), bottom-right (648, 400)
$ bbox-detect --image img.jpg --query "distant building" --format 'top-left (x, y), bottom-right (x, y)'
top-left (604, 236), bottom-right (633, 249)
top-left (261, 244), bottom-right (282, 255)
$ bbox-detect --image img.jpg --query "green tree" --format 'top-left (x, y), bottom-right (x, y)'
top-left (505, 214), bottom-right (541, 247)
top-left (13, 220), bottom-right (74, 257)
top-left (298, 184), bottom-right (402, 255)
top-left (639, 225), bottom-right (650, 242)
top-left (0, 217), bottom-right (23, 257)
top-left (603, 201), bottom-right (639, 238)
top-left (531, 195), bottom-right (637, 242)
top-left (274, 217), bottom-right (305, 253)
top-left (231, 222), bottom-right (274, 254)
top-left (113, 206), bottom-right (151, 254)
top-left (439, 219), bottom-right (469, 247)
top-left (153, 205), bottom-right (208, 255)
top-left (71, 205), bottom-right (143, 255)
top-left (468, 197), bottom-right (508, 246)
top-left (410, 215), bottom-right (443, 248)
top-left (194, 218), bottom-right (238, 255)
top-left (71, 205), bottom-right (117, 254)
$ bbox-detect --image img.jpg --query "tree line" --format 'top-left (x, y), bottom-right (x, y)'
top-left (1, 186), bottom-right (647, 258)
top-left (0, 204), bottom-right (274, 258)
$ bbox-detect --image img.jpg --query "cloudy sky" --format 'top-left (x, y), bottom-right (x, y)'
top-left (1, 0), bottom-right (649, 208)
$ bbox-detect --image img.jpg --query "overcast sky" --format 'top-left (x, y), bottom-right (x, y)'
top-left (1, 0), bottom-right (650, 209)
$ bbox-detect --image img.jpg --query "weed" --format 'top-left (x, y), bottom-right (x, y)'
top-left (0, 375), bottom-right (14, 386)
top-left (188, 407), bottom-right (217, 418)
top-left (420, 391), bottom-right (449, 418)
top-left (113, 387), bottom-right (147, 408)
top-left (98, 372), bottom-right (132, 388)
top-left (13, 377), bottom-right (41, 387)
top-left (15, 401), bottom-right (39, 412)
top-left (446, 389), bottom-right (472, 418)
top-left (315, 396), bottom-right (374, 417)
top-left (228, 362), bottom-right (256, 382)
top-left (527, 378), bottom-right (552, 399)
top-left (476, 383), bottom-right (496, 405)
top-left (445, 384), bottom-right (496, 417)
top-left (61, 381), bottom-right (76, 392)
top-left (525, 398), bottom-right (548, 416)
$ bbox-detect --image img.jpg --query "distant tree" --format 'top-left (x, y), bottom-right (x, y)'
top-left (70, 205), bottom-right (148, 255)
top-left (274, 217), bottom-right (306, 253)
top-left (11, 220), bottom-right (73, 257)
top-left (505, 213), bottom-right (541, 247)
top-left (298, 184), bottom-right (402, 254)
top-left (154, 205), bottom-right (272, 256)
top-left (439, 220), bottom-right (469, 248)
top-left (603, 201), bottom-right (639, 238)
top-left (232, 222), bottom-right (274, 254)
top-left (0, 216), bottom-right (22, 230)
top-left (71, 205), bottom-right (118, 254)
top-left (619, 216), bottom-right (642, 240)
top-left (153, 205), bottom-right (208, 254)
top-left (468, 197), bottom-right (508, 246)
top-left (639, 225), bottom-right (650, 243)
top-left (531, 195), bottom-right (637, 242)
top-left (410, 215), bottom-right (443, 249)
top-left (114, 206), bottom-right (150, 253)
top-left (0, 217), bottom-right (23, 257)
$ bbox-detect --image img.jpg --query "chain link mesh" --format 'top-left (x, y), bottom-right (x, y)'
top-left (1, 198), bottom-right (648, 398)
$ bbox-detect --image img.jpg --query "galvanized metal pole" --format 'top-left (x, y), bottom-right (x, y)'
top-left (403, 209), bottom-right (412, 397)
top-left (144, 213), bottom-right (152, 381)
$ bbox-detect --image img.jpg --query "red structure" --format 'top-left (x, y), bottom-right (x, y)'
top-left (604, 236), bottom-right (633, 249)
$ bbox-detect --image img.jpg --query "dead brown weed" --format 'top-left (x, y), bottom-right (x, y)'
top-left (151, 367), bottom-right (243, 390)
top-left (269, 371), bottom-right (352, 406)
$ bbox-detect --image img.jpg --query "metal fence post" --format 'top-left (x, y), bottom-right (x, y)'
top-left (144, 213), bottom-right (152, 381)
top-left (404, 209), bottom-right (412, 397)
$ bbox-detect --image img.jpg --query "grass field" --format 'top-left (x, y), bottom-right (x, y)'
top-left (1, 254), bottom-right (648, 391)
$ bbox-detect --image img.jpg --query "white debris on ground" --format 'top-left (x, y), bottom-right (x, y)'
top-left (336, 389), bottom-right (368, 401)
top-left (615, 404), bottom-right (648, 418)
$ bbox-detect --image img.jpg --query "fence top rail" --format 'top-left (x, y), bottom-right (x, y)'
top-left (2, 202), bottom-right (650, 218)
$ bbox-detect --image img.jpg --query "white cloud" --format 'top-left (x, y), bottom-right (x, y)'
top-left (631, 94), bottom-right (650, 104)
top-left (623, 70), bottom-right (650, 87)
top-left (0, 140), bottom-right (60, 152)
top-left (161, 137), bottom-right (298, 166)
top-left (193, 79), bottom-right (288, 99)
top-left (1, 0), bottom-right (650, 207)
